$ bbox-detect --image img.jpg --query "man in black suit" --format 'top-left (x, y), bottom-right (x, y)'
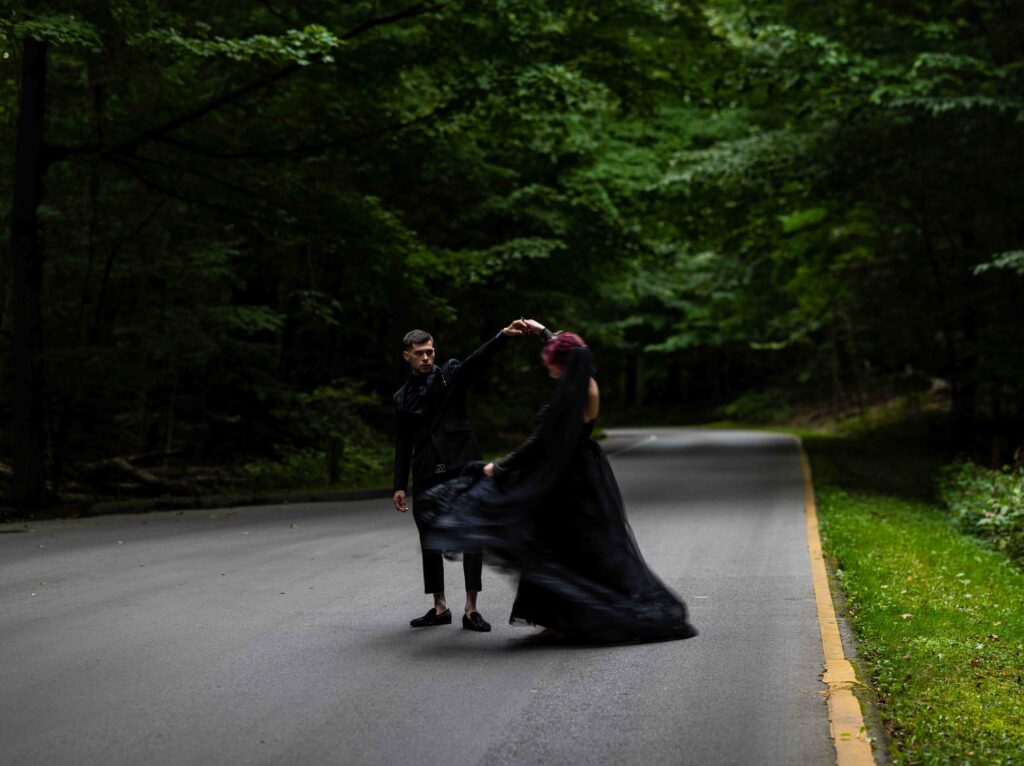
top-left (393, 321), bottom-right (527, 631)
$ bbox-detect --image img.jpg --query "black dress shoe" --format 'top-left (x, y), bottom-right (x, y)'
top-left (462, 612), bottom-right (492, 632)
top-left (410, 608), bottom-right (452, 627)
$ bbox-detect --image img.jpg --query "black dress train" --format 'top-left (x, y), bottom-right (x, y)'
top-left (419, 347), bottom-right (697, 644)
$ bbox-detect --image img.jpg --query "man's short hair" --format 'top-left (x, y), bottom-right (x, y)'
top-left (403, 329), bottom-right (433, 350)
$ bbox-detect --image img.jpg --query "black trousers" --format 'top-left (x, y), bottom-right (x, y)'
top-left (412, 470), bottom-right (483, 594)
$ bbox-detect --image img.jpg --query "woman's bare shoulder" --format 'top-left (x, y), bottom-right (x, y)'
top-left (587, 377), bottom-right (600, 421)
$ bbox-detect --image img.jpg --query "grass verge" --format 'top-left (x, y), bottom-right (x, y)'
top-left (804, 425), bottom-right (1024, 764)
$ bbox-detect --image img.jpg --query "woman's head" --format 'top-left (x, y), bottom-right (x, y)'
top-left (542, 332), bottom-right (586, 377)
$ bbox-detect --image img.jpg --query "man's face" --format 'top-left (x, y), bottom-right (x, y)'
top-left (404, 341), bottom-right (436, 375)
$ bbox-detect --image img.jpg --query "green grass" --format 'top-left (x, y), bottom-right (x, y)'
top-left (817, 487), bottom-right (1024, 764)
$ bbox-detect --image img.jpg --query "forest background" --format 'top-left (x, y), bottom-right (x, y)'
top-left (3, 0), bottom-right (1023, 511)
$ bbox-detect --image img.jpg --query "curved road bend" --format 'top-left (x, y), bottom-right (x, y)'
top-left (1, 428), bottom-right (833, 766)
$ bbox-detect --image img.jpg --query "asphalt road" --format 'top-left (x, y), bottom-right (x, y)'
top-left (1, 429), bottom-right (833, 766)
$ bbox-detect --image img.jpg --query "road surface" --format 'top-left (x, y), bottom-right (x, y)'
top-left (1, 429), bottom-right (833, 765)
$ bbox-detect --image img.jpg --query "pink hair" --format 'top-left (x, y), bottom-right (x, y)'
top-left (542, 332), bottom-right (587, 368)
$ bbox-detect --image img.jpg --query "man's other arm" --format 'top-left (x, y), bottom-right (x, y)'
top-left (393, 420), bottom-right (412, 512)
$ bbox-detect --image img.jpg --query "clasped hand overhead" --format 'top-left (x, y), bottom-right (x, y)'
top-left (502, 318), bottom-right (545, 337)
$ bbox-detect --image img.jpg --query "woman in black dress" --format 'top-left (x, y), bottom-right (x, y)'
top-left (420, 326), bottom-right (696, 644)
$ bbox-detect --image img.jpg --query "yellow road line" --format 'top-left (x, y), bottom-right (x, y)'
top-left (796, 437), bottom-right (876, 766)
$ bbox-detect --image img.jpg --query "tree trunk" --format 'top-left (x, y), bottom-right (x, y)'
top-left (838, 308), bottom-right (868, 414)
top-left (950, 310), bottom-right (979, 448)
top-left (326, 438), bottom-right (345, 485)
top-left (165, 374), bottom-right (178, 455)
top-left (624, 352), bottom-right (638, 408)
top-left (666, 356), bottom-right (682, 403)
top-left (10, 38), bottom-right (49, 509)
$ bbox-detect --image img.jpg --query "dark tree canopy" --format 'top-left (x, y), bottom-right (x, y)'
top-left (2, 1), bottom-right (1022, 507)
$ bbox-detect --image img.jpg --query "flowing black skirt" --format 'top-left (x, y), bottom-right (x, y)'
top-left (419, 439), bottom-right (697, 643)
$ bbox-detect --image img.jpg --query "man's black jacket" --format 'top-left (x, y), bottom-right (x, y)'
top-left (392, 331), bottom-right (508, 493)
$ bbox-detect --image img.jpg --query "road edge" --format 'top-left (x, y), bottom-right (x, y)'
top-left (81, 487), bottom-right (393, 518)
top-left (795, 436), bottom-right (876, 766)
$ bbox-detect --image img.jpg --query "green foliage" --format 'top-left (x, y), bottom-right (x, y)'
top-left (242, 441), bottom-right (390, 491)
top-left (289, 378), bottom-right (378, 443)
top-left (7, 14), bottom-right (103, 51)
top-left (660, 128), bottom-right (813, 194)
top-left (801, 413), bottom-right (952, 502)
top-left (440, 238), bottom-right (567, 286)
top-left (779, 207), bottom-right (826, 234)
top-left (715, 390), bottom-right (790, 424)
top-left (134, 24), bottom-right (342, 65)
top-left (974, 251), bottom-right (1024, 277)
top-left (872, 51), bottom-right (1024, 119)
top-left (940, 460), bottom-right (1024, 561)
top-left (638, 0), bottom-right (1024, 433)
top-left (2, 0), bottom-right (1023, 502)
top-left (245, 378), bottom-right (387, 489)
